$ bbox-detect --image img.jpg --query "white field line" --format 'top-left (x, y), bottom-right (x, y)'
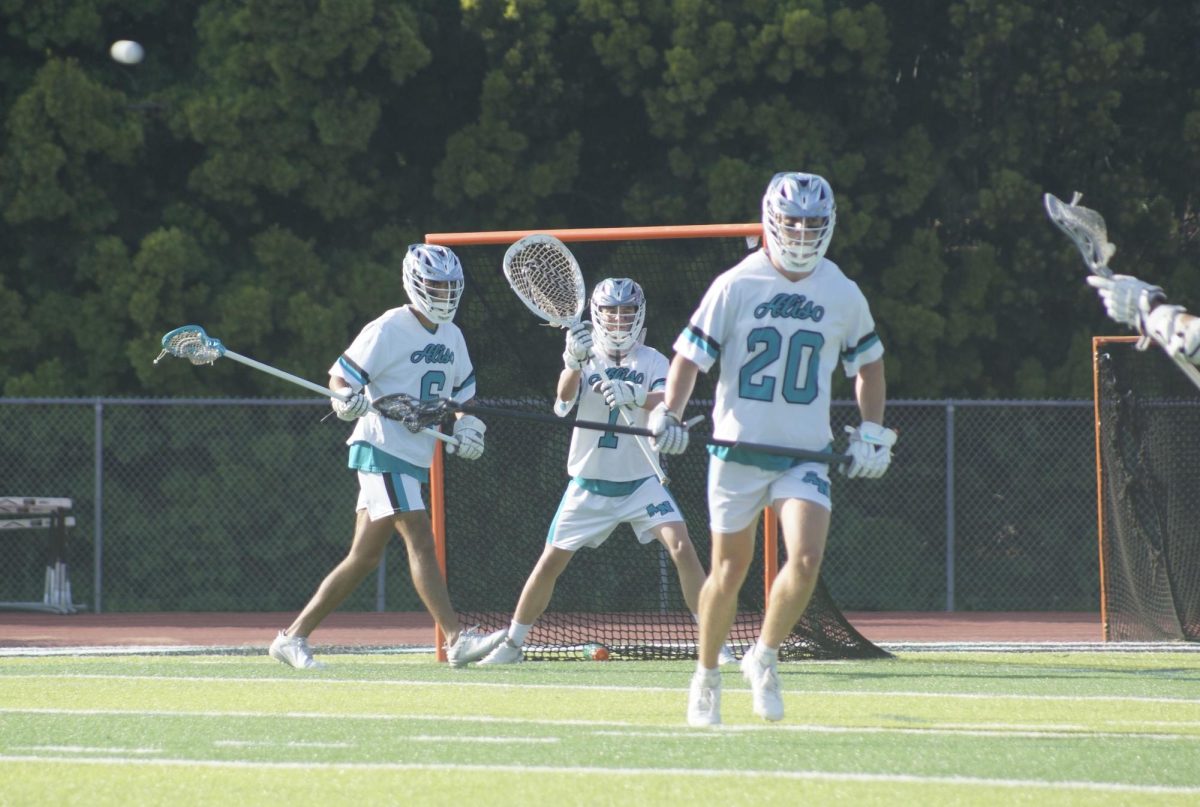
top-left (3, 672), bottom-right (1199, 705)
top-left (9, 745), bottom-right (161, 754)
top-left (2, 707), bottom-right (1197, 742)
top-left (408, 736), bottom-right (559, 744)
top-left (213, 740), bottom-right (352, 749)
top-left (0, 755), bottom-right (1198, 796)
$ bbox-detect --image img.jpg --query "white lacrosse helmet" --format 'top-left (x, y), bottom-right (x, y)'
top-left (590, 277), bottom-right (646, 358)
top-left (762, 171), bottom-right (837, 275)
top-left (402, 244), bottom-right (464, 324)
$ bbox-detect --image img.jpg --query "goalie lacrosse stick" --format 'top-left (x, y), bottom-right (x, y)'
top-left (374, 393), bottom-right (849, 465)
top-left (154, 325), bottom-right (458, 445)
top-left (1044, 192), bottom-right (1200, 390)
top-left (501, 234), bottom-right (673, 482)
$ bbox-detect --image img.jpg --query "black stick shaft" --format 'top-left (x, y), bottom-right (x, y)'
top-left (451, 402), bottom-right (847, 465)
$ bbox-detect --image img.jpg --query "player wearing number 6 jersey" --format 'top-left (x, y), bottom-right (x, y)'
top-left (479, 278), bottom-right (732, 665)
top-left (650, 172), bottom-right (896, 726)
top-left (269, 244), bottom-right (503, 670)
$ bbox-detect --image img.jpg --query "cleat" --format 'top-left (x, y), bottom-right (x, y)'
top-left (477, 636), bottom-right (524, 666)
top-left (269, 630), bottom-right (324, 669)
top-left (717, 644), bottom-right (737, 666)
top-left (687, 669), bottom-right (722, 727)
top-left (740, 645), bottom-right (784, 721)
top-left (446, 627), bottom-right (506, 667)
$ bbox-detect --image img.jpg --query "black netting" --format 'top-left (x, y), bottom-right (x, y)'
top-left (1095, 338), bottom-right (1200, 641)
top-left (440, 235), bottom-right (888, 660)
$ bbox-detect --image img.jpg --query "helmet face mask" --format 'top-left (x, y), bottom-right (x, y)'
top-left (762, 172), bottom-right (836, 275)
top-left (402, 244), bottom-right (464, 324)
top-left (590, 277), bottom-right (646, 358)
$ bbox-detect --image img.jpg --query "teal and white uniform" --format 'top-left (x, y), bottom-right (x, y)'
top-left (673, 250), bottom-right (883, 530)
top-left (549, 343), bottom-right (681, 550)
top-left (329, 305), bottom-right (476, 519)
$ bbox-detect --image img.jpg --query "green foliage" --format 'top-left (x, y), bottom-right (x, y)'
top-left (2, 1), bottom-right (1200, 399)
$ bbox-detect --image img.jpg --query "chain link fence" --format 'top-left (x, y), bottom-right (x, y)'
top-left (0, 397), bottom-right (1098, 614)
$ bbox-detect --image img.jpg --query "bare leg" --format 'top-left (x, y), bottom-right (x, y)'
top-left (696, 517), bottom-right (758, 669)
top-left (285, 509), bottom-right (391, 638)
top-left (512, 545), bottom-right (576, 626)
top-left (758, 498), bottom-right (830, 648)
top-left (651, 522), bottom-right (705, 615)
top-left (392, 509), bottom-right (463, 644)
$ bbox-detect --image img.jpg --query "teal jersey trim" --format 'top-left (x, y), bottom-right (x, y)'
top-left (707, 442), bottom-right (834, 472)
top-left (571, 476), bottom-right (651, 497)
top-left (348, 442), bottom-right (430, 483)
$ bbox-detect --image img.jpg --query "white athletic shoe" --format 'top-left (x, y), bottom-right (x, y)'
top-left (269, 630), bottom-right (324, 669)
top-left (445, 627), bottom-right (506, 668)
top-left (717, 644), bottom-right (737, 666)
top-left (740, 645), bottom-right (784, 721)
top-left (687, 670), bottom-right (722, 727)
top-left (477, 636), bottom-right (524, 665)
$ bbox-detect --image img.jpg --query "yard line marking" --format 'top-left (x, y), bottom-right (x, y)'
top-left (1, 755), bottom-right (1198, 795)
top-left (3, 707), bottom-right (1197, 741)
top-left (8, 745), bottom-right (161, 754)
top-left (213, 740), bottom-right (353, 749)
top-left (4, 673), bottom-right (1199, 705)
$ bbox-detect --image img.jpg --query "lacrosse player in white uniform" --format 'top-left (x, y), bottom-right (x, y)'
top-left (270, 244), bottom-right (503, 669)
top-left (650, 172), bottom-right (896, 726)
top-left (479, 278), bottom-right (732, 665)
top-left (1088, 274), bottom-right (1200, 364)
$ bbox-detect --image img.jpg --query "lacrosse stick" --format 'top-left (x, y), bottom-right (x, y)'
top-left (1044, 192), bottom-right (1200, 390)
top-left (374, 393), bottom-right (849, 465)
top-left (502, 234), bottom-right (673, 482)
top-left (154, 325), bottom-right (458, 445)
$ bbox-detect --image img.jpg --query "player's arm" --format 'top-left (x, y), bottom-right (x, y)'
top-left (648, 355), bottom-right (699, 455)
top-left (554, 367), bottom-right (583, 416)
top-left (328, 374), bottom-right (369, 421)
top-left (662, 355), bottom-right (700, 418)
top-left (854, 358), bottom-right (886, 424)
top-left (1088, 274), bottom-right (1200, 364)
top-left (844, 358), bottom-right (896, 479)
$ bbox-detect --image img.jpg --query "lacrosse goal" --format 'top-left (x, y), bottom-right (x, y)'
top-left (1093, 336), bottom-right (1200, 641)
top-left (422, 223), bottom-right (888, 661)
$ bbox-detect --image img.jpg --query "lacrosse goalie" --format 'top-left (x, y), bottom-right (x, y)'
top-left (269, 244), bottom-right (503, 670)
top-left (1088, 274), bottom-right (1200, 365)
top-left (478, 278), bottom-right (733, 665)
top-left (651, 171), bottom-right (896, 726)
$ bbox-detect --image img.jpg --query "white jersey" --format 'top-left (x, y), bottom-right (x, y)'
top-left (329, 305), bottom-right (476, 470)
top-left (673, 250), bottom-right (883, 468)
top-left (563, 343), bottom-right (669, 482)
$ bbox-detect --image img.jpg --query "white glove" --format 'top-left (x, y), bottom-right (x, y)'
top-left (1142, 304), bottom-right (1200, 361)
top-left (331, 391), bottom-right (371, 421)
top-left (648, 402), bottom-right (689, 455)
top-left (843, 421), bottom-right (898, 479)
top-left (594, 378), bottom-right (647, 411)
top-left (447, 415), bottom-right (486, 460)
top-left (1086, 274), bottom-right (1165, 330)
top-left (562, 321), bottom-right (594, 370)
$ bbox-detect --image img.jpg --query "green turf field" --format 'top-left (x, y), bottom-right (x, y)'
top-left (1, 651), bottom-right (1198, 805)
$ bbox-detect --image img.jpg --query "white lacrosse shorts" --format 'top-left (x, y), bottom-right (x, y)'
top-left (547, 478), bottom-right (684, 552)
top-left (356, 470), bottom-right (426, 521)
top-left (707, 455), bottom-right (831, 534)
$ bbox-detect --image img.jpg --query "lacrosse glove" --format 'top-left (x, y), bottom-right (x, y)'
top-left (1086, 274), bottom-right (1165, 331)
top-left (594, 378), bottom-right (647, 411)
top-left (332, 391), bottom-right (371, 421)
top-left (843, 422), bottom-right (898, 479)
top-left (648, 402), bottom-right (689, 455)
top-left (562, 321), bottom-right (594, 370)
top-left (447, 415), bottom-right (486, 460)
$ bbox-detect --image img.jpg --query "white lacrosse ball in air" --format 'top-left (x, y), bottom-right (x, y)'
top-left (110, 40), bottom-right (145, 65)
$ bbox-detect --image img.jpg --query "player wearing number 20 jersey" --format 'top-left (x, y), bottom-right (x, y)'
top-left (673, 249), bottom-right (883, 468)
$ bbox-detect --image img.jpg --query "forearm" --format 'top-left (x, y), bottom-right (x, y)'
top-left (663, 356), bottom-right (700, 417)
top-left (556, 368), bottom-right (581, 403)
top-left (855, 359), bottom-right (886, 424)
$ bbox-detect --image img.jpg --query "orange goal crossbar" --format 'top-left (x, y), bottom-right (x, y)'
top-left (426, 223), bottom-right (762, 246)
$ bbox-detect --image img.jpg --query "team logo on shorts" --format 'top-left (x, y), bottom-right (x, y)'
top-left (802, 471), bottom-right (830, 497)
top-left (645, 501), bottom-right (675, 518)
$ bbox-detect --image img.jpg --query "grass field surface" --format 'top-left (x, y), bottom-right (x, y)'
top-left (1, 651), bottom-right (1198, 805)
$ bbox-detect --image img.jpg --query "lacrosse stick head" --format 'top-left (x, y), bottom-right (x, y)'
top-left (372, 392), bottom-right (455, 432)
top-left (502, 234), bottom-right (586, 327)
top-left (1043, 192), bottom-right (1116, 278)
top-left (403, 244), bottom-right (465, 324)
top-left (590, 277), bottom-right (646, 358)
top-left (155, 325), bottom-right (226, 365)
